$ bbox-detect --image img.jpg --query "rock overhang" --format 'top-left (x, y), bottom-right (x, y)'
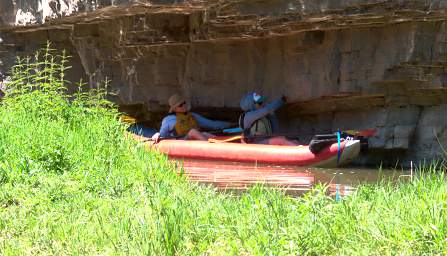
top-left (1, 0), bottom-right (447, 165)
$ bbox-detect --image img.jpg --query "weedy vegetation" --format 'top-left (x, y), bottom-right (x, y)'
top-left (0, 45), bottom-right (446, 255)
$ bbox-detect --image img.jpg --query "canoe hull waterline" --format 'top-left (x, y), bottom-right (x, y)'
top-left (142, 138), bottom-right (361, 168)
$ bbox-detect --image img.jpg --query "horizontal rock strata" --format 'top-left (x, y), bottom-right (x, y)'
top-left (2, 0), bottom-right (447, 165)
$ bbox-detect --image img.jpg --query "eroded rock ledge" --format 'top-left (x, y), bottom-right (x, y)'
top-left (1, 0), bottom-right (447, 165)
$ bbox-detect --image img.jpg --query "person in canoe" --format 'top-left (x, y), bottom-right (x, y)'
top-left (239, 92), bottom-right (299, 146)
top-left (152, 94), bottom-right (234, 141)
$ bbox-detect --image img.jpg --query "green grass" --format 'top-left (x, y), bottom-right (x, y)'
top-left (0, 46), bottom-right (446, 255)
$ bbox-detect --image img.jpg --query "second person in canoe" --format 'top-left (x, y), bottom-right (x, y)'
top-left (239, 92), bottom-right (299, 146)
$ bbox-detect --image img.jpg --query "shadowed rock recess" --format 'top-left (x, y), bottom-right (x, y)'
top-left (2, 0), bottom-right (447, 165)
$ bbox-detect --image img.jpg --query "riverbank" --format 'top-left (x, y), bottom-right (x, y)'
top-left (1, 49), bottom-right (446, 255)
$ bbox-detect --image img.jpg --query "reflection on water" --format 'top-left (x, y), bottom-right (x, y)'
top-left (174, 158), bottom-right (410, 197)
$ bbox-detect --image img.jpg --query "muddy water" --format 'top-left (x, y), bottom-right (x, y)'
top-left (174, 159), bottom-right (410, 196)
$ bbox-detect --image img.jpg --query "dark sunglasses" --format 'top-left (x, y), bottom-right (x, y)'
top-left (178, 101), bottom-right (186, 107)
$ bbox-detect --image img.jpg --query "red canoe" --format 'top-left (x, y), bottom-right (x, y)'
top-left (141, 138), bottom-right (361, 168)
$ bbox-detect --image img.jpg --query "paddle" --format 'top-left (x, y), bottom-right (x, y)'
top-left (208, 129), bottom-right (377, 143)
top-left (208, 135), bottom-right (243, 143)
top-left (120, 114), bottom-right (137, 124)
top-left (343, 129), bottom-right (376, 137)
top-left (128, 126), bottom-right (241, 144)
top-left (203, 127), bottom-right (242, 135)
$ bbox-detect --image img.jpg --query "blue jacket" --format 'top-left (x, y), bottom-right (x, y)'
top-left (239, 93), bottom-right (285, 134)
top-left (159, 112), bottom-right (232, 138)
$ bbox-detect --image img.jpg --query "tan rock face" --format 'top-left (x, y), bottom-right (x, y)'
top-left (0, 0), bottom-right (78, 25)
top-left (2, 0), bottom-right (447, 165)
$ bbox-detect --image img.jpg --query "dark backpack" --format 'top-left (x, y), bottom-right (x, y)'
top-left (309, 134), bottom-right (338, 154)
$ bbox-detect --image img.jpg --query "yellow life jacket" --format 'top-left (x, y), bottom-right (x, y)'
top-left (175, 112), bottom-right (198, 136)
top-left (250, 116), bottom-right (273, 136)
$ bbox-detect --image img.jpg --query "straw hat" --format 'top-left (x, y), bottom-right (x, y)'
top-left (168, 94), bottom-right (187, 113)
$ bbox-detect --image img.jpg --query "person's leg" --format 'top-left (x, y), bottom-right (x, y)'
top-left (186, 129), bottom-right (211, 141)
top-left (201, 132), bottom-right (216, 139)
top-left (267, 136), bottom-right (299, 146)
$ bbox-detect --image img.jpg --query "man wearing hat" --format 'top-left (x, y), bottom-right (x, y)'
top-left (152, 94), bottom-right (233, 141)
top-left (239, 92), bottom-right (298, 145)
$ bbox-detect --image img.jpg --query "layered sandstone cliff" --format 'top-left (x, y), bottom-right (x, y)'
top-left (1, 0), bottom-right (447, 165)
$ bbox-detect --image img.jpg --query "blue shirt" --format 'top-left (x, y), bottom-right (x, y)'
top-left (241, 98), bottom-right (284, 133)
top-left (159, 112), bottom-right (232, 138)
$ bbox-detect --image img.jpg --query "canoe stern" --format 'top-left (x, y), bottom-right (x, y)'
top-left (312, 140), bottom-right (361, 168)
